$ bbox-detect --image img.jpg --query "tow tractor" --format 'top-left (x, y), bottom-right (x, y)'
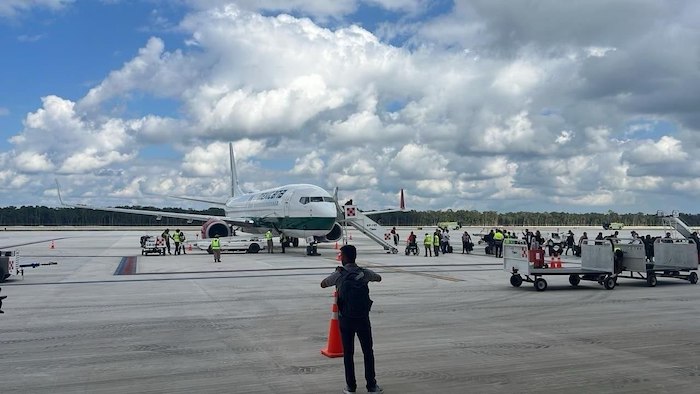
top-left (0, 250), bottom-right (58, 283)
top-left (504, 239), bottom-right (618, 291)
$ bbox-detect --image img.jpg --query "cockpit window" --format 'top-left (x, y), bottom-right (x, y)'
top-left (299, 196), bottom-right (335, 204)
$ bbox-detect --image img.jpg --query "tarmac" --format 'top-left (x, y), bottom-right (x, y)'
top-left (1, 226), bottom-right (699, 393)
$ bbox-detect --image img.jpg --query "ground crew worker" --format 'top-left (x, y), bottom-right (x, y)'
top-left (493, 229), bottom-right (504, 258)
top-left (179, 230), bottom-right (187, 254)
top-left (423, 233), bottom-right (432, 257)
top-left (211, 235), bottom-right (221, 263)
top-left (161, 229), bottom-right (172, 255)
top-left (433, 231), bottom-right (440, 257)
top-left (173, 229), bottom-right (182, 255)
top-left (265, 229), bottom-right (274, 253)
top-left (280, 232), bottom-right (287, 253)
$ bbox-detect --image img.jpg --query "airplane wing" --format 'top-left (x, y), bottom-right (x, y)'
top-left (56, 180), bottom-right (253, 227)
top-left (362, 208), bottom-right (405, 216)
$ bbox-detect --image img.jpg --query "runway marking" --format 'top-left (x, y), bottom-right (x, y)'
top-left (113, 256), bottom-right (137, 275)
top-left (362, 262), bottom-right (464, 282)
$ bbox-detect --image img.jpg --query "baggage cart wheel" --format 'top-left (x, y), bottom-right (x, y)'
top-left (689, 272), bottom-right (698, 284)
top-left (568, 274), bottom-right (580, 287)
top-left (510, 275), bottom-right (523, 287)
top-left (604, 276), bottom-right (616, 290)
top-left (647, 274), bottom-right (657, 287)
top-left (534, 278), bottom-right (547, 292)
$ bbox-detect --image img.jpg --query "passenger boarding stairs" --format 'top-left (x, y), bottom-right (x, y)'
top-left (658, 210), bottom-right (694, 239)
top-left (341, 205), bottom-right (399, 254)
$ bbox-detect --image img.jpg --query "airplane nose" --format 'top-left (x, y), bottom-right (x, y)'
top-left (319, 202), bottom-right (337, 218)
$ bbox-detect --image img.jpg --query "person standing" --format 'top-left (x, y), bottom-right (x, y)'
top-left (390, 226), bottom-right (398, 246)
top-left (433, 230), bottom-right (441, 257)
top-left (423, 233), bottom-right (432, 257)
top-left (161, 229), bottom-right (172, 255)
top-left (211, 235), bottom-right (221, 262)
top-left (265, 229), bottom-right (274, 253)
top-left (564, 231), bottom-right (575, 255)
top-left (172, 229), bottom-right (182, 255)
top-left (321, 245), bottom-right (383, 394)
top-left (280, 232), bottom-right (287, 254)
top-left (462, 231), bottom-right (472, 254)
top-left (179, 230), bottom-right (187, 254)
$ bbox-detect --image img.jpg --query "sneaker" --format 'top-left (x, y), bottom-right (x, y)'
top-left (367, 385), bottom-right (383, 393)
top-left (342, 386), bottom-right (356, 393)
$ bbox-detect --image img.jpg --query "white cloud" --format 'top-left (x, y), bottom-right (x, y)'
top-left (0, 0), bottom-right (72, 18)
top-left (4, 1), bottom-right (700, 213)
top-left (624, 136), bottom-right (688, 164)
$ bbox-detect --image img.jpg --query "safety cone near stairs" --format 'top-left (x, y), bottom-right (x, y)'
top-left (188, 243), bottom-right (192, 252)
top-left (50, 240), bottom-right (55, 249)
top-left (334, 241), bottom-right (339, 249)
top-left (321, 291), bottom-right (344, 358)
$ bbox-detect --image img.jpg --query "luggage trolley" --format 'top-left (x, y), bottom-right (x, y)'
top-left (615, 237), bottom-right (698, 287)
top-left (503, 239), bottom-right (617, 291)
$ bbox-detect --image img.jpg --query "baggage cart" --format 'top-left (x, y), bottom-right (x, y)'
top-left (504, 239), bottom-right (617, 291)
top-left (615, 237), bottom-right (698, 287)
top-left (141, 236), bottom-right (166, 256)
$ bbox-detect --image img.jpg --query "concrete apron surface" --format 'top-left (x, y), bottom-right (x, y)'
top-left (1, 227), bottom-right (699, 393)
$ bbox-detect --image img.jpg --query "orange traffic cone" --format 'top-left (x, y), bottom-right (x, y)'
top-left (321, 291), bottom-right (344, 358)
top-left (50, 240), bottom-right (55, 249)
top-left (188, 243), bottom-right (192, 252)
top-left (349, 234), bottom-right (353, 241)
top-left (334, 242), bottom-right (339, 249)
top-left (549, 256), bottom-right (562, 268)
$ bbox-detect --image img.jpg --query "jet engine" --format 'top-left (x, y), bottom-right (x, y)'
top-left (315, 222), bottom-right (343, 243)
top-left (201, 218), bottom-right (231, 239)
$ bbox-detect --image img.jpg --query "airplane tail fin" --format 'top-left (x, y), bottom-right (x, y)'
top-left (229, 143), bottom-right (245, 198)
top-left (400, 188), bottom-right (405, 210)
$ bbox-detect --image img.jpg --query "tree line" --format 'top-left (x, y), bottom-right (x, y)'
top-left (0, 206), bottom-right (698, 227)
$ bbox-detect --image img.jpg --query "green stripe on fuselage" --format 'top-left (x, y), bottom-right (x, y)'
top-left (250, 217), bottom-right (335, 231)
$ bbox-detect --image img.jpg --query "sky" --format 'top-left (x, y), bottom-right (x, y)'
top-left (1, 0), bottom-right (699, 214)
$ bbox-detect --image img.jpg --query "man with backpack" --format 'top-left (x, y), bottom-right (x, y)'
top-left (321, 245), bottom-right (383, 394)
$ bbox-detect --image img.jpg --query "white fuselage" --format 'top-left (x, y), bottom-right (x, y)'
top-left (224, 184), bottom-right (338, 238)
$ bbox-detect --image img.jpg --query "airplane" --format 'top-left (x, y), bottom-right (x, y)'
top-left (57, 143), bottom-right (343, 246)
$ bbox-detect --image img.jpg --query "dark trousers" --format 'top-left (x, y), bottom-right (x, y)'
top-left (434, 245), bottom-right (440, 256)
top-left (339, 316), bottom-right (377, 391)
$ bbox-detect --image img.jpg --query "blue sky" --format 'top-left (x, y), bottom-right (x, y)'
top-left (1, 1), bottom-right (699, 214)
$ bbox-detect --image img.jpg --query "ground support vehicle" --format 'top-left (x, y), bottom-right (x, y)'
top-left (0, 250), bottom-right (18, 283)
top-left (194, 236), bottom-right (266, 254)
top-left (504, 240), bottom-right (617, 292)
top-left (0, 250), bottom-right (57, 282)
top-left (140, 236), bottom-right (166, 256)
top-left (615, 238), bottom-right (698, 287)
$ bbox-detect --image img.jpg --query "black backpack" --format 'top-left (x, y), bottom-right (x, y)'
top-left (337, 269), bottom-right (373, 318)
